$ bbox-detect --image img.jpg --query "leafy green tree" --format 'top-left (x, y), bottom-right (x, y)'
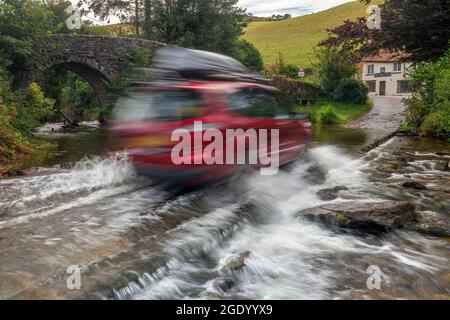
top-left (266, 53), bottom-right (299, 78)
top-left (61, 73), bottom-right (99, 120)
top-left (405, 49), bottom-right (450, 139)
top-left (333, 79), bottom-right (368, 104)
top-left (151, 0), bottom-right (247, 55)
top-left (43, 0), bottom-right (72, 33)
top-left (0, 0), bottom-right (54, 37)
top-left (82, 0), bottom-right (143, 36)
top-left (87, 0), bottom-right (248, 55)
top-left (313, 47), bottom-right (357, 98)
top-left (230, 39), bottom-right (263, 72)
top-left (0, 0), bottom-right (55, 79)
top-left (321, 0), bottom-right (450, 63)
top-left (10, 82), bottom-right (55, 134)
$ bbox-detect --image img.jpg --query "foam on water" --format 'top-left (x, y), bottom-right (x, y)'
top-left (0, 153), bottom-right (139, 227)
top-left (112, 145), bottom-right (449, 300)
top-left (0, 140), bottom-right (448, 300)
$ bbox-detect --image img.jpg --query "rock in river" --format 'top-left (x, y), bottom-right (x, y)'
top-left (212, 277), bottom-right (237, 293)
top-left (405, 211), bottom-right (450, 238)
top-left (4, 170), bottom-right (24, 177)
top-left (220, 251), bottom-right (251, 273)
top-left (317, 186), bottom-right (349, 201)
top-left (298, 201), bottom-right (416, 232)
top-left (434, 161), bottom-right (450, 172)
top-left (402, 181), bottom-right (428, 190)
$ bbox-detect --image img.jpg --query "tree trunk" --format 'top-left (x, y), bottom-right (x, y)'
top-left (134, 0), bottom-right (140, 37)
top-left (144, 0), bottom-right (152, 39)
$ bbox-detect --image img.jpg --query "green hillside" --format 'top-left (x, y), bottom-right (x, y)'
top-left (243, 0), bottom-right (383, 67)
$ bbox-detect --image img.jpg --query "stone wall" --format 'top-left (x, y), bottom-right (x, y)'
top-left (26, 35), bottom-right (167, 105)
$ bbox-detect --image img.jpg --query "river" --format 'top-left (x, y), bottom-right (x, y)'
top-left (0, 122), bottom-right (449, 299)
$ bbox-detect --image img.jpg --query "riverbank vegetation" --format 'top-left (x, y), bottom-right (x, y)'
top-left (320, 0), bottom-right (450, 139)
top-left (402, 49), bottom-right (450, 140)
top-left (296, 100), bottom-right (372, 125)
top-left (265, 47), bottom-right (370, 125)
top-left (0, 0), bottom-right (263, 170)
top-left (0, 72), bottom-right (56, 172)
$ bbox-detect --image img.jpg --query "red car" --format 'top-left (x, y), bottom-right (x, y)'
top-left (110, 80), bottom-right (311, 187)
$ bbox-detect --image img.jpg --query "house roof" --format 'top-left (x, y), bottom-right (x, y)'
top-left (362, 50), bottom-right (409, 62)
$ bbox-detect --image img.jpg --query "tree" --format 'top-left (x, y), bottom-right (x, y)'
top-left (81, 0), bottom-right (142, 36)
top-left (143, 0), bottom-right (152, 38)
top-left (83, 0), bottom-right (248, 55)
top-left (147, 0), bottom-right (248, 55)
top-left (230, 39), bottom-right (263, 72)
top-left (404, 49), bottom-right (450, 139)
top-left (0, 0), bottom-right (56, 80)
top-left (321, 0), bottom-right (450, 63)
top-left (266, 53), bottom-right (299, 78)
top-left (313, 47), bottom-right (357, 99)
top-left (42, 0), bottom-right (72, 33)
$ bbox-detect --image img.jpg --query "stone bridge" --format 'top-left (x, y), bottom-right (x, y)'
top-left (28, 35), bottom-right (167, 105)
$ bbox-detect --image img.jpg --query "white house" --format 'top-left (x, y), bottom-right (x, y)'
top-left (361, 50), bottom-right (415, 96)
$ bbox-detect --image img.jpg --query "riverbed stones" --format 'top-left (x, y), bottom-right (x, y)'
top-left (212, 277), bottom-right (237, 293)
top-left (305, 165), bottom-right (327, 185)
top-left (60, 162), bottom-right (77, 169)
top-left (4, 170), bottom-right (24, 177)
top-left (316, 186), bottom-right (349, 201)
top-left (220, 251), bottom-right (251, 273)
top-left (297, 201), bottom-right (416, 232)
top-left (434, 161), bottom-right (450, 172)
top-left (402, 181), bottom-right (427, 190)
top-left (405, 211), bottom-right (450, 238)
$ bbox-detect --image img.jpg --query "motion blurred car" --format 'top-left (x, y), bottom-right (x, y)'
top-left (109, 48), bottom-right (312, 187)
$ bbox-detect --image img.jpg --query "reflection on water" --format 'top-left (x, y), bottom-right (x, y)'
top-left (0, 124), bottom-right (448, 300)
top-left (27, 122), bottom-right (110, 167)
top-left (310, 126), bottom-right (369, 151)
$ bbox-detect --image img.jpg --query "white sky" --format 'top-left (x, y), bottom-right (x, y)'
top-left (237, 0), bottom-right (355, 17)
top-left (72, 0), bottom-right (356, 25)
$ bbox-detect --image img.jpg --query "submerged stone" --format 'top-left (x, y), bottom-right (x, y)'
top-left (221, 251), bottom-right (251, 273)
top-left (298, 201), bottom-right (416, 232)
top-left (402, 181), bottom-right (427, 190)
top-left (317, 186), bottom-right (349, 201)
top-left (405, 211), bottom-right (450, 238)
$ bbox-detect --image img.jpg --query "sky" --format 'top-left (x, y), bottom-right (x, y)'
top-left (237, 0), bottom-right (355, 17)
top-left (73, 0), bottom-right (356, 25)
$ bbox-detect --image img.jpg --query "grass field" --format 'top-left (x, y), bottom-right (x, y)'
top-left (242, 0), bottom-right (384, 67)
top-left (295, 100), bottom-right (372, 124)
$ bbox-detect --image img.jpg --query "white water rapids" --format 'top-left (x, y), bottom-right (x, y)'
top-left (0, 138), bottom-right (449, 299)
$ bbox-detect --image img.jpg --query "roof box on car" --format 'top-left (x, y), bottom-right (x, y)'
top-left (152, 47), bottom-right (266, 83)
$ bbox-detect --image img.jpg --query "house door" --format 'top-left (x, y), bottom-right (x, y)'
top-left (379, 81), bottom-right (386, 96)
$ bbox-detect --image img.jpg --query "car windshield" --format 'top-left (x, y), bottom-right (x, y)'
top-left (114, 89), bottom-right (203, 122)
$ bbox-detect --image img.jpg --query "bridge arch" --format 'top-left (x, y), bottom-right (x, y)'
top-left (27, 35), bottom-right (167, 106)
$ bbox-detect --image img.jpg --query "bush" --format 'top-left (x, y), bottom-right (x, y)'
top-left (0, 126), bottom-right (30, 164)
top-left (266, 53), bottom-right (300, 78)
top-left (231, 39), bottom-right (264, 72)
top-left (314, 47), bottom-right (357, 98)
top-left (405, 48), bottom-right (450, 138)
top-left (333, 79), bottom-right (368, 104)
top-left (405, 92), bottom-right (432, 127)
top-left (420, 109), bottom-right (450, 139)
top-left (12, 83), bottom-right (55, 134)
top-left (318, 106), bottom-right (339, 125)
top-left (270, 76), bottom-right (320, 104)
top-left (279, 63), bottom-right (299, 79)
top-left (306, 110), bottom-right (318, 124)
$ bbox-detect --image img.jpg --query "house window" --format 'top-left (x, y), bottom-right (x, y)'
top-left (365, 80), bottom-right (376, 92)
top-left (394, 62), bottom-right (402, 72)
top-left (397, 80), bottom-right (414, 93)
top-left (367, 64), bottom-right (374, 75)
top-left (380, 67), bottom-right (386, 74)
